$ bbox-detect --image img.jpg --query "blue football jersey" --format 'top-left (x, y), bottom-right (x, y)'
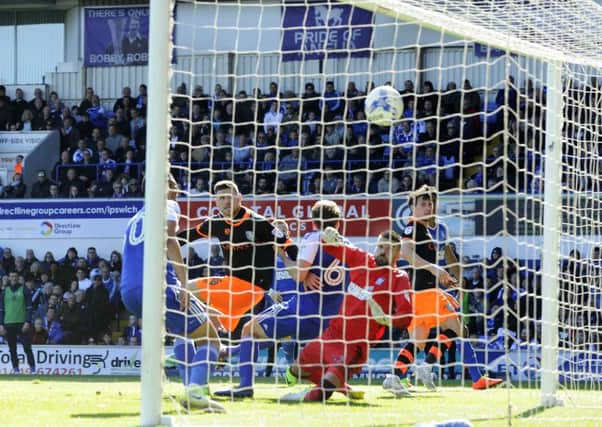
top-left (121, 201), bottom-right (180, 294)
top-left (270, 256), bottom-right (301, 303)
top-left (296, 230), bottom-right (348, 320)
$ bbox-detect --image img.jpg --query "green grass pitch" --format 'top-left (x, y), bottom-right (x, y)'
top-left (1, 376), bottom-right (601, 426)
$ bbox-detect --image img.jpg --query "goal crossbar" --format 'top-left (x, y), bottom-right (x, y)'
top-left (344, 0), bottom-right (602, 69)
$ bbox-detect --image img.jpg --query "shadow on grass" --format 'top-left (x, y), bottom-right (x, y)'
top-left (71, 412), bottom-right (139, 419)
top-left (515, 405), bottom-right (549, 418)
top-left (373, 393), bottom-right (443, 400)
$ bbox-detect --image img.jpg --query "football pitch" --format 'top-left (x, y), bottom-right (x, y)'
top-left (1, 376), bottom-right (601, 426)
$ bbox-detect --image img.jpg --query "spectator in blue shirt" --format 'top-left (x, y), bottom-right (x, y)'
top-left (99, 149), bottom-right (117, 173)
top-left (319, 81), bottom-right (342, 120)
top-left (281, 129), bottom-right (299, 148)
top-left (121, 314), bottom-right (141, 345)
top-left (46, 307), bottom-right (64, 344)
top-left (87, 95), bottom-right (109, 129)
top-left (136, 84), bottom-right (147, 114)
top-left (278, 148), bottom-right (306, 192)
top-left (392, 120), bottom-right (417, 157)
top-left (86, 247), bottom-right (102, 269)
top-left (233, 133), bottom-right (254, 169)
top-left (72, 140), bottom-right (94, 163)
top-left (416, 146), bottom-right (437, 186)
top-left (351, 110), bottom-right (368, 138)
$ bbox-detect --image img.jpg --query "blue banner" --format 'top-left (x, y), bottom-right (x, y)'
top-left (474, 42), bottom-right (507, 58)
top-left (0, 201), bottom-right (143, 220)
top-left (84, 7), bottom-right (149, 67)
top-left (281, 4), bottom-right (373, 61)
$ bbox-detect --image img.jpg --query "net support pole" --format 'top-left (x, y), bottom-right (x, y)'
top-left (540, 60), bottom-right (563, 408)
top-left (141, 0), bottom-right (173, 426)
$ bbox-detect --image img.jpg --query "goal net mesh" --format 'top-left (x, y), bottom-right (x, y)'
top-left (161, 0), bottom-right (602, 424)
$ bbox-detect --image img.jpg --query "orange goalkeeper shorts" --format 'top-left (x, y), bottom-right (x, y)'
top-left (195, 276), bottom-right (265, 332)
top-left (408, 288), bottom-right (460, 332)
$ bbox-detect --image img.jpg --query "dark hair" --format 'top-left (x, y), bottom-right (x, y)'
top-left (213, 180), bottom-right (240, 195)
top-left (408, 184), bottom-right (437, 207)
top-left (311, 200), bottom-right (341, 230)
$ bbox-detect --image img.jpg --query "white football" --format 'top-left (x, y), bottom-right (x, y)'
top-left (364, 85), bottom-right (403, 126)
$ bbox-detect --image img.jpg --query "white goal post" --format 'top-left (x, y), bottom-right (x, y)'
top-left (141, 0), bottom-right (173, 426)
top-left (540, 61), bottom-right (563, 408)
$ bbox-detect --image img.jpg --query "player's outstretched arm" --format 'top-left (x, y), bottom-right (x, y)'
top-left (321, 227), bottom-right (373, 284)
top-left (276, 247), bottom-right (320, 290)
top-left (444, 243), bottom-right (461, 282)
top-left (367, 298), bottom-right (392, 327)
top-left (177, 221), bottom-right (210, 245)
top-left (400, 240), bottom-right (457, 287)
top-left (277, 247), bottom-right (302, 281)
top-left (167, 219), bottom-right (187, 286)
top-left (353, 288), bottom-right (401, 329)
top-left (321, 227), bottom-right (370, 266)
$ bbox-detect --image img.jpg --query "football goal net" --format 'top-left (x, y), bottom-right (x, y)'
top-left (141, 0), bottom-right (602, 425)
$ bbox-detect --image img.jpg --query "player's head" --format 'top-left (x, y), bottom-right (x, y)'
top-left (374, 230), bottom-right (402, 266)
top-left (214, 180), bottom-right (242, 218)
top-left (272, 219), bottom-right (290, 238)
top-left (408, 184), bottom-right (437, 225)
top-left (311, 200), bottom-right (341, 230)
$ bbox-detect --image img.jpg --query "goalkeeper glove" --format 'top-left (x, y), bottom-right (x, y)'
top-left (348, 284), bottom-right (392, 328)
top-left (322, 226), bottom-right (343, 246)
top-left (367, 298), bottom-right (392, 327)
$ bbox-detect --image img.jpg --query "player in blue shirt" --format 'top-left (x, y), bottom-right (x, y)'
top-left (120, 175), bottom-right (225, 412)
top-left (215, 200), bottom-right (348, 399)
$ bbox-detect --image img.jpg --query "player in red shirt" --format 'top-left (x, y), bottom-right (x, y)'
top-left (280, 229), bottom-right (412, 402)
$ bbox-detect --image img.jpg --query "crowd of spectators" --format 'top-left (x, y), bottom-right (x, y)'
top-left (460, 246), bottom-right (602, 353)
top-left (0, 244), bottom-right (225, 345)
top-left (0, 75), bottom-right (559, 198)
top-left (0, 84), bottom-right (147, 199)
